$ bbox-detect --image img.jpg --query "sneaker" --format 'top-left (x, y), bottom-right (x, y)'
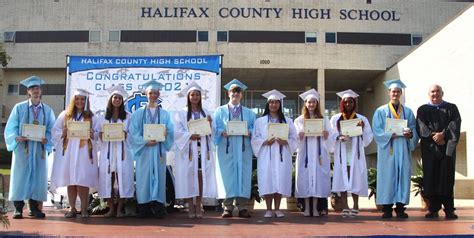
top-left (342, 209), bottom-right (350, 218)
top-left (264, 210), bottom-right (273, 218)
top-left (350, 209), bottom-right (359, 217)
top-left (12, 211), bottom-right (23, 219)
top-left (274, 210), bottom-right (285, 218)
top-left (303, 209), bottom-right (310, 217)
top-left (313, 210), bottom-right (320, 217)
top-left (221, 210), bottom-right (233, 218)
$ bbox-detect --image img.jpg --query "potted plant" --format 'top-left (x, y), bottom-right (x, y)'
top-left (124, 197), bottom-right (138, 216)
top-left (286, 167), bottom-right (298, 211)
top-left (411, 160), bottom-right (429, 210)
top-left (367, 168), bottom-right (382, 210)
top-left (248, 169), bottom-right (261, 211)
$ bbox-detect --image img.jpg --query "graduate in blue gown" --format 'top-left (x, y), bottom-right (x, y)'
top-left (213, 79), bottom-right (256, 218)
top-left (372, 79), bottom-right (417, 219)
top-left (4, 76), bottom-right (55, 219)
top-left (129, 80), bottom-right (174, 218)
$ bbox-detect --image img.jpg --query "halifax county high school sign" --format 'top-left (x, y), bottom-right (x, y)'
top-left (140, 7), bottom-right (401, 21)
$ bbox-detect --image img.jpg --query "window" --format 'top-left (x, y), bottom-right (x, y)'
top-left (89, 31), bottom-right (101, 43)
top-left (412, 34), bottom-right (422, 45)
top-left (4, 32), bottom-right (15, 42)
top-left (120, 30), bottom-right (196, 42)
top-left (197, 31), bottom-right (208, 42)
top-left (15, 31), bottom-right (89, 43)
top-left (109, 31), bottom-right (120, 42)
top-left (325, 32), bottom-right (336, 43)
top-left (19, 84), bottom-right (65, 95)
top-left (229, 31), bottom-right (305, 43)
top-left (337, 32), bottom-right (411, 45)
top-left (217, 31), bottom-right (228, 42)
top-left (305, 32), bottom-right (317, 43)
top-left (8, 84), bottom-right (18, 94)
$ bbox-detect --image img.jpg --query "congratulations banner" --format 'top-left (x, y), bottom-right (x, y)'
top-left (66, 55), bottom-right (221, 114)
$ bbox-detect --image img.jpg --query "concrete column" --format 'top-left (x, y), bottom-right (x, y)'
top-left (317, 68), bottom-right (325, 112)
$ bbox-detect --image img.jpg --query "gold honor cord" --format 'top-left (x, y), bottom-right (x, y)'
top-left (388, 103), bottom-right (403, 119)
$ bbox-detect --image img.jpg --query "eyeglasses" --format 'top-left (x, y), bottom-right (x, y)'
top-left (230, 88), bottom-right (242, 93)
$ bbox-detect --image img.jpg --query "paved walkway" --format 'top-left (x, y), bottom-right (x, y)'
top-left (2, 198), bottom-right (474, 237)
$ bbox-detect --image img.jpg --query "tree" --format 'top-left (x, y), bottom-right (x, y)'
top-left (0, 43), bottom-right (11, 67)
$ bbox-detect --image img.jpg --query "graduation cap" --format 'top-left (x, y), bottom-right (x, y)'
top-left (262, 89), bottom-right (286, 101)
top-left (299, 88), bottom-right (320, 101)
top-left (106, 85), bottom-right (129, 99)
top-left (383, 79), bottom-right (406, 90)
top-left (336, 89), bottom-right (359, 99)
top-left (73, 88), bottom-right (94, 111)
top-left (223, 78), bottom-right (248, 91)
top-left (178, 81), bottom-right (202, 97)
top-left (141, 79), bottom-right (164, 92)
top-left (20, 76), bottom-right (45, 88)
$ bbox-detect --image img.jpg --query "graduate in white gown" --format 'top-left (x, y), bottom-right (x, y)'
top-left (173, 82), bottom-right (217, 219)
top-left (328, 89), bottom-right (373, 217)
top-left (251, 90), bottom-right (297, 218)
top-left (4, 76), bottom-right (55, 219)
top-left (96, 86), bottom-right (134, 218)
top-left (129, 80), bottom-right (174, 218)
top-left (372, 79), bottom-right (417, 219)
top-left (51, 89), bottom-right (99, 218)
top-left (294, 89), bottom-right (331, 217)
top-left (213, 79), bottom-right (256, 218)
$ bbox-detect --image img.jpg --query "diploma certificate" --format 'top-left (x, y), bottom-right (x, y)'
top-left (267, 123), bottom-right (289, 140)
top-left (385, 118), bottom-right (408, 136)
top-left (340, 118), bottom-right (363, 137)
top-left (226, 121), bottom-right (248, 136)
top-left (22, 124), bottom-right (45, 142)
top-left (187, 118), bottom-right (211, 136)
top-left (67, 121), bottom-right (90, 139)
top-left (144, 124), bottom-right (166, 142)
top-left (102, 123), bottom-right (125, 142)
top-left (303, 119), bottom-right (324, 136)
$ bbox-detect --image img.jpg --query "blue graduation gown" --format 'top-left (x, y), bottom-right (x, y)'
top-left (372, 104), bottom-right (417, 205)
top-left (213, 105), bottom-right (256, 199)
top-left (4, 100), bottom-right (55, 201)
top-left (130, 106), bottom-right (174, 204)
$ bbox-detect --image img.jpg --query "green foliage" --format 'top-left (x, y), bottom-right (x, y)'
top-left (88, 192), bottom-right (108, 215)
top-left (411, 160), bottom-right (424, 197)
top-left (251, 169), bottom-right (261, 203)
top-left (0, 213), bottom-right (9, 229)
top-left (367, 168), bottom-right (377, 200)
top-left (0, 43), bottom-right (11, 67)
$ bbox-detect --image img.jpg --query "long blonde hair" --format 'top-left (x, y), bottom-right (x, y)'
top-left (65, 95), bottom-right (93, 119)
top-left (301, 100), bottom-right (323, 119)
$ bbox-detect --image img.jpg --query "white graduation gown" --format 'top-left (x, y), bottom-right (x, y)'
top-left (50, 111), bottom-right (99, 192)
top-left (173, 108), bottom-right (217, 199)
top-left (327, 113), bottom-right (373, 196)
top-left (251, 116), bottom-right (297, 197)
top-left (96, 113), bottom-right (134, 199)
top-left (294, 116), bottom-right (331, 198)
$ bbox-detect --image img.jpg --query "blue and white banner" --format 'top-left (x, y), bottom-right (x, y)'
top-left (66, 55), bottom-right (221, 114)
